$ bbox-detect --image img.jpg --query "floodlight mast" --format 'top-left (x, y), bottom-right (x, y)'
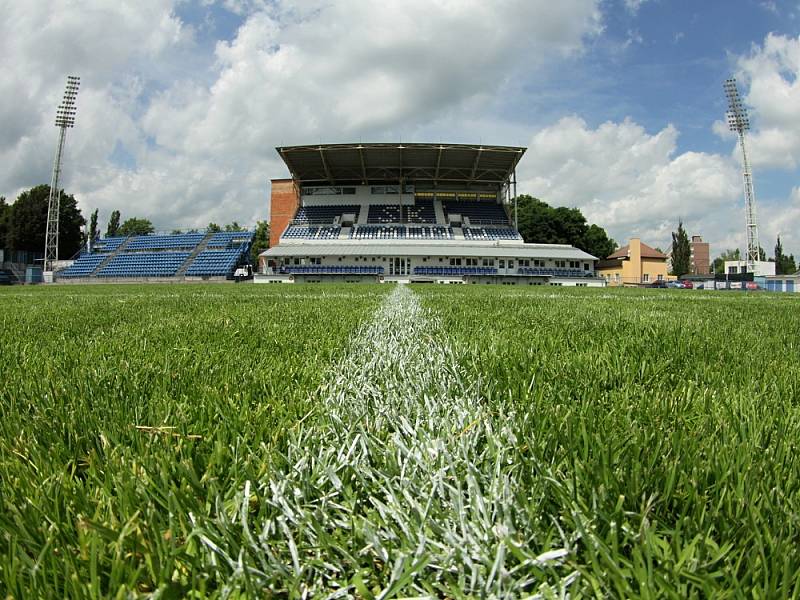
top-left (724, 77), bottom-right (759, 272)
top-left (44, 75), bottom-right (80, 274)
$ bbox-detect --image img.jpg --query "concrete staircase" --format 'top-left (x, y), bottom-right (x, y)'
top-left (175, 231), bottom-right (215, 277)
top-left (90, 237), bottom-right (133, 276)
top-left (433, 199), bottom-right (446, 224)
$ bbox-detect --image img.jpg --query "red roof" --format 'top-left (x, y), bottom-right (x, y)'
top-left (607, 242), bottom-right (666, 260)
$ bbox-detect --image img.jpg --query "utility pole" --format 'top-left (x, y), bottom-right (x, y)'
top-left (44, 75), bottom-right (80, 275)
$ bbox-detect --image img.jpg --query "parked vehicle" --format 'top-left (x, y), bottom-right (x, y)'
top-left (649, 280), bottom-right (668, 288)
top-left (680, 280), bottom-right (694, 289)
top-left (667, 281), bottom-right (683, 288)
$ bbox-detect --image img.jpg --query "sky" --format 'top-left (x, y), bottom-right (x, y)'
top-left (1, 0), bottom-right (800, 257)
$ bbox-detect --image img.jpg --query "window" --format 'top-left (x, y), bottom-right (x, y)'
top-left (508, 260), bottom-right (514, 269)
top-left (450, 257), bottom-right (462, 266)
top-left (569, 260), bottom-right (580, 268)
top-left (643, 273), bottom-right (650, 282)
top-left (555, 260), bottom-right (566, 268)
top-left (499, 260), bottom-right (505, 269)
top-left (657, 274), bottom-right (663, 281)
top-left (728, 266), bottom-right (738, 274)
top-left (310, 257), bottom-right (321, 265)
top-left (584, 263), bottom-right (590, 270)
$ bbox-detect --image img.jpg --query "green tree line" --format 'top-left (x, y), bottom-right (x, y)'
top-left (514, 195), bottom-right (616, 259)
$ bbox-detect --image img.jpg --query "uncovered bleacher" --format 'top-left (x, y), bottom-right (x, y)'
top-left (58, 230), bottom-right (254, 279)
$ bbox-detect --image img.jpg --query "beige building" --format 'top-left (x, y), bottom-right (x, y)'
top-left (597, 238), bottom-right (670, 286)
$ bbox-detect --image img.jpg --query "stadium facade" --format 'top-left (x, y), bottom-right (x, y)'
top-left (258, 143), bottom-right (603, 285)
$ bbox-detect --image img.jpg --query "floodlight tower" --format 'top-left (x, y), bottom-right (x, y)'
top-left (724, 77), bottom-right (759, 272)
top-left (44, 75), bottom-right (80, 274)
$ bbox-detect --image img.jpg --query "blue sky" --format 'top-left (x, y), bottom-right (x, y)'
top-left (1, 0), bottom-right (799, 257)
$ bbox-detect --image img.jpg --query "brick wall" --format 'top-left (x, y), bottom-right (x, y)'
top-left (269, 179), bottom-right (299, 248)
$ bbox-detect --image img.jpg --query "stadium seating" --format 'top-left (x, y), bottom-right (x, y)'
top-left (59, 230), bottom-right (255, 280)
top-left (98, 252), bottom-right (191, 277)
top-left (463, 227), bottom-right (522, 241)
top-left (294, 205), bottom-right (360, 223)
top-left (281, 265), bottom-right (384, 275)
top-left (407, 226), bottom-right (453, 240)
top-left (350, 225), bottom-right (453, 240)
top-left (413, 266), bottom-right (498, 276)
top-left (126, 233), bottom-right (205, 251)
top-left (282, 225), bottom-right (341, 240)
top-left (405, 199), bottom-right (435, 223)
top-left (207, 231), bottom-right (253, 248)
top-left (443, 201), bottom-right (508, 224)
top-left (351, 225), bottom-right (406, 240)
top-left (368, 205), bottom-right (400, 223)
top-left (517, 267), bottom-right (591, 277)
top-left (92, 237), bottom-right (127, 252)
top-left (57, 254), bottom-right (110, 278)
top-left (185, 249), bottom-right (243, 277)
top-left (367, 201), bottom-right (436, 224)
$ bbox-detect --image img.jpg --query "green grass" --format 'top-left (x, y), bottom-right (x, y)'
top-left (1, 283), bottom-right (799, 597)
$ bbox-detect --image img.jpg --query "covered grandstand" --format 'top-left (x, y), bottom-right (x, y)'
top-left (259, 143), bottom-right (603, 285)
top-left (57, 230), bottom-right (254, 282)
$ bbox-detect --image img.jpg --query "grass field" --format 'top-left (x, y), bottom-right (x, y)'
top-left (1, 283), bottom-right (799, 598)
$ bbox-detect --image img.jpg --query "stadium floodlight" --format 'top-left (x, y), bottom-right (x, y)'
top-left (724, 77), bottom-right (759, 272)
top-left (44, 76), bottom-right (80, 274)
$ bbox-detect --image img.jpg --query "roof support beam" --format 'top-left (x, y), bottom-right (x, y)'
top-left (470, 149), bottom-right (483, 180)
top-left (318, 146), bottom-right (334, 185)
top-left (358, 146), bottom-right (368, 184)
top-left (434, 146), bottom-right (443, 184)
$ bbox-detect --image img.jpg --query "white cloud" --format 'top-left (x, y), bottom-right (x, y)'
top-left (732, 33), bottom-right (800, 170)
top-left (762, 187), bottom-right (800, 257)
top-left (519, 116), bottom-right (743, 252)
top-left (623, 0), bottom-right (649, 14)
top-left (1, 0), bottom-right (604, 229)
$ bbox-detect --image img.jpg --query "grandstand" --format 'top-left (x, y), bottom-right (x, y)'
top-left (259, 143), bottom-right (603, 285)
top-left (57, 229), bottom-right (253, 282)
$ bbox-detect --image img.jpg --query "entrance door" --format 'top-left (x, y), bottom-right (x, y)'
top-left (389, 257), bottom-right (410, 276)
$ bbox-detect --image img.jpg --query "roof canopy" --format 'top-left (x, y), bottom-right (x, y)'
top-left (277, 143), bottom-right (526, 189)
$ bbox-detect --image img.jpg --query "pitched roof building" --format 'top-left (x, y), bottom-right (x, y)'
top-left (596, 238), bottom-right (670, 286)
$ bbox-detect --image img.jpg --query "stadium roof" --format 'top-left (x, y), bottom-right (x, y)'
top-left (262, 242), bottom-right (596, 261)
top-left (276, 143), bottom-right (526, 188)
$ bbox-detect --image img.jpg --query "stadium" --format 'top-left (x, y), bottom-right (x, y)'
top-left (258, 143), bottom-right (603, 285)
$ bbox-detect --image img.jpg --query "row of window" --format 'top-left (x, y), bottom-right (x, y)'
top-left (300, 186), bottom-right (498, 200)
top-left (284, 256), bottom-right (592, 269)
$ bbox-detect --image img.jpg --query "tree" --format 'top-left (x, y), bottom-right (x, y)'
top-left (0, 196), bottom-right (9, 250)
top-left (106, 210), bottom-right (121, 237)
top-left (7, 185), bottom-right (85, 258)
top-left (515, 195), bottom-right (615, 257)
top-left (712, 248), bottom-right (741, 274)
top-left (118, 217), bottom-right (154, 237)
top-left (207, 222), bottom-right (221, 233)
top-left (250, 220), bottom-right (270, 265)
top-left (670, 220), bottom-right (691, 277)
top-left (89, 209), bottom-right (99, 242)
top-left (582, 224), bottom-right (616, 260)
top-left (774, 235), bottom-right (798, 275)
top-left (224, 222), bottom-right (245, 232)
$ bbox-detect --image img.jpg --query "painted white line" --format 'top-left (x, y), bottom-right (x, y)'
top-left (195, 284), bottom-right (577, 597)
